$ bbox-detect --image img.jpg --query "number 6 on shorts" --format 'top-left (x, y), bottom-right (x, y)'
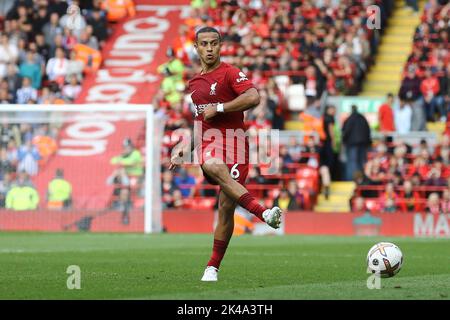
top-left (230, 163), bottom-right (240, 179)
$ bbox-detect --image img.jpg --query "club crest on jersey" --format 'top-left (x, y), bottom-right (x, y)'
top-left (236, 72), bottom-right (248, 83)
top-left (210, 82), bottom-right (217, 95)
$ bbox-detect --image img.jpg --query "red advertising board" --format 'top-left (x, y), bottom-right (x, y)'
top-left (1, 210), bottom-right (448, 238)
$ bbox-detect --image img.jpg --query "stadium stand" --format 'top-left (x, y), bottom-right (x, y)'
top-left (348, 0), bottom-right (449, 214)
top-left (1, 0), bottom-right (448, 216)
top-left (0, 0), bottom-right (116, 210)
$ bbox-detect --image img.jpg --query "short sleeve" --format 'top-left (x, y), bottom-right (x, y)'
top-left (227, 67), bottom-right (254, 95)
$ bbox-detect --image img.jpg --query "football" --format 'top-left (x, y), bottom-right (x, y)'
top-left (367, 242), bottom-right (403, 278)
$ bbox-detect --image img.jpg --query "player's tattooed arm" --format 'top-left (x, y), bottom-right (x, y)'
top-left (202, 88), bottom-right (260, 121)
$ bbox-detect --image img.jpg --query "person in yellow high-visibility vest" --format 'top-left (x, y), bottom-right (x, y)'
top-left (5, 173), bottom-right (40, 211)
top-left (47, 169), bottom-right (72, 210)
top-left (110, 138), bottom-right (143, 177)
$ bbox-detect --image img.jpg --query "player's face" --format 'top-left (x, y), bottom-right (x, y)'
top-left (195, 32), bottom-right (221, 67)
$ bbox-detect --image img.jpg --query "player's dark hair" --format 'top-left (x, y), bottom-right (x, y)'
top-left (195, 26), bottom-right (222, 42)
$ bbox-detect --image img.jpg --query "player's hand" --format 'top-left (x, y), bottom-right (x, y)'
top-left (202, 104), bottom-right (218, 121)
top-left (169, 149), bottom-right (184, 171)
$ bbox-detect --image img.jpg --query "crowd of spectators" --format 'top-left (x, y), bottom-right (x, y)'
top-left (0, 0), bottom-right (137, 212)
top-left (351, 133), bottom-right (450, 214)
top-left (399, 0), bottom-right (449, 123)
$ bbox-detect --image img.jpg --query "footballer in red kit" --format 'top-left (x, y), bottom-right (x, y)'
top-left (189, 61), bottom-right (251, 184)
top-left (170, 27), bottom-right (282, 282)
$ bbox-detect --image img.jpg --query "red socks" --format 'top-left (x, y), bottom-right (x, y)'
top-left (206, 193), bottom-right (267, 269)
top-left (238, 192), bottom-right (266, 221)
top-left (207, 239), bottom-right (229, 269)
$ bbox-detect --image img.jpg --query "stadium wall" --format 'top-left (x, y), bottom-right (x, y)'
top-left (1, 211), bottom-right (449, 238)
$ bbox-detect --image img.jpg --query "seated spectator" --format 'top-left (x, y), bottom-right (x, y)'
top-left (426, 192), bottom-right (441, 214)
top-left (5, 171), bottom-right (40, 211)
top-left (59, 5), bottom-right (87, 39)
top-left (399, 64), bottom-right (421, 103)
top-left (273, 188), bottom-right (300, 211)
top-left (47, 169), bottom-right (72, 210)
top-left (65, 50), bottom-right (85, 82)
top-left (173, 168), bottom-right (196, 198)
top-left (441, 188), bottom-right (450, 214)
top-left (42, 12), bottom-right (64, 47)
top-left (379, 182), bottom-right (398, 213)
top-left (425, 159), bottom-right (447, 186)
top-left (46, 47), bottom-right (69, 86)
top-left (287, 180), bottom-right (304, 210)
top-left (169, 189), bottom-right (184, 209)
top-left (62, 74), bottom-right (82, 102)
top-left (35, 33), bottom-right (51, 62)
top-left (413, 138), bottom-right (431, 156)
top-left (420, 67), bottom-right (444, 121)
top-left (16, 77), bottom-right (38, 104)
top-left (279, 144), bottom-right (294, 165)
top-left (352, 196), bottom-right (367, 213)
top-left (287, 137), bottom-right (302, 162)
top-left (353, 170), bottom-right (380, 198)
top-left (0, 34), bottom-right (19, 78)
top-left (19, 51), bottom-right (42, 89)
top-left (17, 138), bottom-right (41, 176)
top-left (399, 179), bottom-right (422, 212)
top-left (87, 8), bottom-right (109, 48)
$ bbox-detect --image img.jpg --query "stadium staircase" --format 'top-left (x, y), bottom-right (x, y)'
top-left (313, 181), bottom-right (355, 213)
top-left (360, 0), bottom-right (426, 96)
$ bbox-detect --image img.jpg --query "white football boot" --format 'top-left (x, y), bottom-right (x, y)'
top-left (262, 206), bottom-right (282, 229)
top-left (201, 266), bottom-right (219, 282)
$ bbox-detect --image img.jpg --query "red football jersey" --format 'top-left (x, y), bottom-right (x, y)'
top-left (188, 62), bottom-right (255, 133)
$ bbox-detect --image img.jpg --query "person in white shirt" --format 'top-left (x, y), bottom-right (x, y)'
top-left (62, 74), bottom-right (82, 102)
top-left (0, 35), bottom-right (19, 78)
top-left (46, 47), bottom-right (69, 84)
top-left (394, 100), bottom-right (413, 135)
top-left (16, 77), bottom-right (37, 104)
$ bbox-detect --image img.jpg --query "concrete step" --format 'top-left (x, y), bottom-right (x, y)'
top-left (390, 18), bottom-right (421, 25)
top-left (382, 37), bottom-right (413, 45)
top-left (316, 194), bottom-right (351, 204)
top-left (367, 72), bottom-right (402, 82)
top-left (314, 205), bottom-right (350, 213)
top-left (377, 46), bottom-right (413, 54)
top-left (363, 80), bottom-right (400, 89)
top-left (329, 182), bottom-right (355, 193)
top-left (369, 64), bottom-right (404, 73)
top-left (375, 54), bottom-right (409, 63)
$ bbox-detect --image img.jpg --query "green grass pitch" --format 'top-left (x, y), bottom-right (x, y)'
top-left (0, 232), bottom-right (449, 300)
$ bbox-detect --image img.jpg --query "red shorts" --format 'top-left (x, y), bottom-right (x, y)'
top-left (196, 139), bottom-right (249, 185)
